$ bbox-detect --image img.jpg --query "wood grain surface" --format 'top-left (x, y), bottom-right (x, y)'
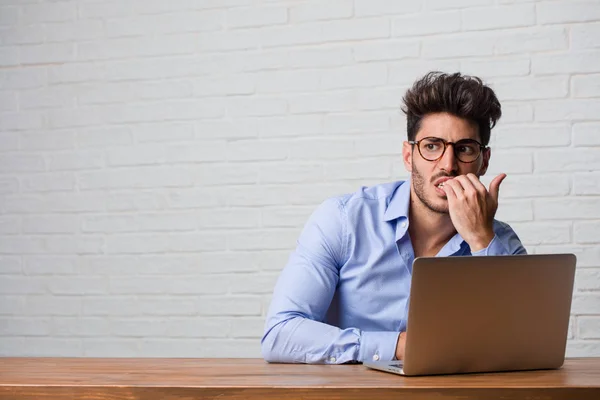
top-left (1, 357), bottom-right (599, 399)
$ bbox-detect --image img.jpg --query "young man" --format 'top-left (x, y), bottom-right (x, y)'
top-left (261, 72), bottom-right (526, 364)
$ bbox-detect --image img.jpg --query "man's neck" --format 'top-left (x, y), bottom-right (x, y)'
top-left (408, 186), bottom-right (457, 257)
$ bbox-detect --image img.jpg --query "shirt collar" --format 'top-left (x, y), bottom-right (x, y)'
top-left (383, 179), bottom-right (411, 222)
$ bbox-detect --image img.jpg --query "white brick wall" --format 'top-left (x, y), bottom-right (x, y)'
top-left (0, 0), bottom-right (599, 358)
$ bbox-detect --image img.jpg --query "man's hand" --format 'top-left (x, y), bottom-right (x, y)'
top-left (395, 331), bottom-right (407, 360)
top-left (441, 173), bottom-right (506, 252)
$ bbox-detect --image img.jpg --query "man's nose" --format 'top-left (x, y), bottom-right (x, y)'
top-left (438, 143), bottom-right (458, 172)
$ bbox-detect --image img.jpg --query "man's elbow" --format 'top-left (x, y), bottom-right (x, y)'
top-left (261, 330), bottom-right (281, 363)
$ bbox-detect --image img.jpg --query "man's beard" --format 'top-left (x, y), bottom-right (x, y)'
top-left (411, 165), bottom-right (454, 214)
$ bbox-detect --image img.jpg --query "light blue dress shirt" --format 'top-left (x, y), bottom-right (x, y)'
top-left (261, 179), bottom-right (527, 364)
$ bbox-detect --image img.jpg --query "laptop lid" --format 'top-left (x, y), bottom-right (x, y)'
top-left (401, 254), bottom-right (576, 376)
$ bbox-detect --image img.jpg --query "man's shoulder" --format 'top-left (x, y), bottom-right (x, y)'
top-left (327, 180), bottom-right (407, 216)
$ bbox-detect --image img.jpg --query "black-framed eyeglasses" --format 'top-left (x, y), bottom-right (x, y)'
top-left (408, 137), bottom-right (487, 163)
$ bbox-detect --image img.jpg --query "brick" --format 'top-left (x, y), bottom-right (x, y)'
top-left (20, 86), bottom-right (76, 110)
top-left (134, 122), bottom-right (195, 143)
top-left (574, 222), bottom-right (600, 244)
top-left (232, 317), bottom-right (264, 338)
top-left (0, 154), bottom-right (45, 172)
top-left (354, 134), bottom-right (403, 158)
top-left (197, 119), bottom-right (259, 139)
top-left (0, 337), bottom-right (83, 357)
top-left (578, 317), bottom-right (600, 339)
top-left (0, 45), bottom-right (18, 66)
top-left (575, 269), bottom-right (600, 292)
top-left (535, 100), bottom-right (600, 122)
top-left (0, 131), bottom-right (18, 151)
top-left (493, 76), bottom-right (568, 100)
top-left (83, 213), bottom-right (197, 233)
top-left (79, 256), bottom-right (138, 276)
top-left (290, 138), bottom-right (355, 160)
top-left (423, 33), bottom-right (493, 57)
top-left (227, 139), bottom-right (288, 162)
top-left (290, 0), bottom-right (353, 22)
top-left (0, 257), bottom-right (21, 274)
top-left (486, 151), bottom-right (533, 174)
top-left (21, 2), bottom-right (76, 23)
top-left (509, 222), bottom-right (571, 245)
top-left (0, 317), bottom-right (51, 336)
top-left (44, 20), bottom-right (105, 42)
top-left (463, 4), bottom-right (534, 31)
top-left (571, 22), bottom-right (600, 50)
top-left (0, 67), bottom-right (48, 90)
top-left (355, 0), bottom-right (421, 16)
top-left (574, 173), bottom-right (600, 195)
top-left (535, 198), bottom-right (600, 219)
top-left (0, 111), bottom-right (44, 131)
top-left (194, 164), bottom-right (259, 186)
top-left (83, 339), bottom-right (138, 357)
top-left (3, 193), bottom-right (105, 214)
top-left (165, 188), bottom-right (226, 209)
top-left (354, 40), bottom-right (420, 62)
top-left (0, 216), bottom-right (19, 234)
top-left (262, 206), bottom-right (314, 228)
top-left (23, 172), bottom-right (75, 197)
top-left (0, 91), bottom-right (16, 112)
top-left (195, 74), bottom-right (255, 96)
top-left (494, 124), bottom-right (570, 148)
top-left (199, 30), bottom-right (259, 51)
top-left (256, 115), bottom-right (323, 137)
top-left (79, 167), bottom-right (195, 190)
top-left (460, 57), bottom-right (530, 78)
top-left (574, 123), bottom-right (600, 146)
top-left (566, 341), bottom-right (600, 357)
top-left (427, 0), bottom-right (493, 9)
top-left (288, 91), bottom-right (354, 114)
top-left (107, 10), bottom-right (223, 36)
top-left (0, 276), bottom-right (45, 294)
top-left (0, 236), bottom-right (104, 255)
top-left (0, 295), bottom-right (25, 315)
top-left (48, 63), bottom-right (104, 84)
top-left (322, 18), bottom-right (390, 43)
top-left (227, 229), bottom-right (299, 251)
top-left (137, 297), bottom-right (196, 316)
top-left (23, 256), bottom-right (79, 275)
top-left (259, 162), bottom-right (323, 184)
top-left (0, 6), bottom-right (18, 26)
top-left (254, 70), bottom-right (319, 94)
top-left (83, 296), bottom-right (139, 316)
top-left (536, 149), bottom-right (600, 172)
top-left (77, 126), bottom-right (132, 148)
top-left (571, 294), bottom-right (600, 315)
top-left (80, 81), bottom-right (192, 105)
top-left (108, 142), bottom-right (227, 166)
top-left (495, 27), bottom-right (567, 54)
top-left (0, 177), bottom-right (19, 194)
top-left (325, 158), bottom-right (392, 180)
top-left (572, 74), bottom-right (600, 98)
top-left (227, 6), bottom-right (287, 28)
top-left (21, 43), bottom-right (75, 65)
top-left (22, 215), bottom-right (79, 234)
top-left (105, 191), bottom-right (169, 212)
top-left (496, 103), bottom-right (534, 123)
top-left (495, 200), bottom-right (533, 222)
top-left (229, 273), bottom-right (279, 294)
top-left (48, 277), bottom-right (108, 295)
top-left (393, 11), bottom-right (460, 36)
top-left (105, 232), bottom-right (228, 254)
top-left (53, 317), bottom-right (111, 337)
top-left (197, 297), bottom-right (262, 316)
top-left (532, 51), bottom-right (600, 75)
top-left (197, 208), bottom-right (260, 229)
top-left (78, 35), bottom-right (196, 61)
top-left (21, 130), bottom-right (75, 151)
top-left (227, 97), bottom-right (287, 117)
top-left (48, 150), bottom-right (105, 171)
top-left (533, 246), bottom-right (600, 268)
top-left (138, 253), bottom-right (258, 274)
top-left (500, 175), bottom-right (571, 198)
top-left (538, 1), bottom-right (600, 24)
top-left (321, 64), bottom-right (387, 90)
top-left (27, 295), bottom-right (82, 316)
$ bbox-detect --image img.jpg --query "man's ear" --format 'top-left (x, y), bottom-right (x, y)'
top-left (479, 147), bottom-right (491, 176)
top-left (403, 141), bottom-right (413, 173)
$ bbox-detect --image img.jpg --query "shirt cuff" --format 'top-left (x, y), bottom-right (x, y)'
top-left (471, 235), bottom-right (507, 256)
top-left (359, 331), bottom-right (400, 362)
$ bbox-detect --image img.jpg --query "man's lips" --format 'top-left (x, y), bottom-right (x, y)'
top-left (433, 177), bottom-right (454, 188)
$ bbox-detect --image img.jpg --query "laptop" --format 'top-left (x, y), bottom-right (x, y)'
top-left (364, 253), bottom-right (576, 376)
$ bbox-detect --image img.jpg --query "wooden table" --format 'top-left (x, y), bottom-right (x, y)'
top-left (1, 358), bottom-right (599, 399)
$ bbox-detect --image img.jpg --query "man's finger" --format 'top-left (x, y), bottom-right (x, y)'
top-left (465, 173), bottom-right (487, 194)
top-left (488, 173), bottom-right (507, 203)
top-left (443, 179), bottom-right (462, 200)
top-left (454, 175), bottom-right (478, 197)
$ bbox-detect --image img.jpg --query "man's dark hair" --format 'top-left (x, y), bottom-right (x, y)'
top-left (401, 71), bottom-right (501, 146)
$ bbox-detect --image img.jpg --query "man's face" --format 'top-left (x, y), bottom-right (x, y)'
top-left (402, 112), bottom-right (491, 214)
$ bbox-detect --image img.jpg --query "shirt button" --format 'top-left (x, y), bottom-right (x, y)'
top-left (401, 222), bottom-right (407, 228)
top-left (330, 357), bottom-right (336, 363)
top-left (373, 354), bottom-right (380, 361)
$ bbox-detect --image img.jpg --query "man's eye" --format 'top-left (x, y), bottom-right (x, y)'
top-left (458, 145), bottom-right (475, 154)
top-left (425, 143), bottom-right (440, 151)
